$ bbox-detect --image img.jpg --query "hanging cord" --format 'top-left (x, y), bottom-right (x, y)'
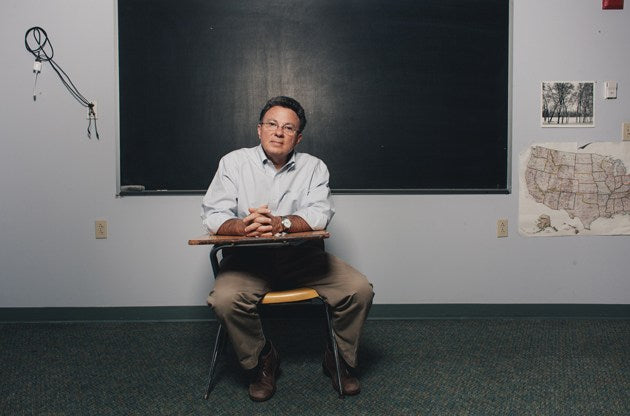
top-left (87, 102), bottom-right (99, 139)
top-left (24, 26), bottom-right (99, 139)
top-left (32, 59), bottom-right (42, 100)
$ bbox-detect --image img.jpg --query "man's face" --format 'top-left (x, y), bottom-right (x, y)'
top-left (257, 106), bottom-right (303, 165)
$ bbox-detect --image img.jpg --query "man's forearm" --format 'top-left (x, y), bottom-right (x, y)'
top-left (281, 215), bottom-right (312, 233)
top-left (217, 214), bottom-right (313, 236)
top-left (216, 218), bottom-right (246, 236)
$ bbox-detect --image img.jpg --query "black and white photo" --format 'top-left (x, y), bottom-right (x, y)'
top-left (541, 81), bottom-right (594, 127)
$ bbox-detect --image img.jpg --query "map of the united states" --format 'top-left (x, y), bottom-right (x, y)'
top-left (525, 146), bottom-right (630, 229)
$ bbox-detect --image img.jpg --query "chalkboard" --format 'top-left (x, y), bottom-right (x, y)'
top-left (118, 0), bottom-right (509, 194)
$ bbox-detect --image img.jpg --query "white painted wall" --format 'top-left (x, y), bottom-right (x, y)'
top-left (1, 0), bottom-right (628, 307)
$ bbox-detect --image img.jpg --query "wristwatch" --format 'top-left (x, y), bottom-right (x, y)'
top-left (281, 216), bottom-right (292, 232)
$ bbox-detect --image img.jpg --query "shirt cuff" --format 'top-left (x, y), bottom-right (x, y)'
top-left (293, 209), bottom-right (330, 230)
top-left (202, 212), bottom-right (236, 234)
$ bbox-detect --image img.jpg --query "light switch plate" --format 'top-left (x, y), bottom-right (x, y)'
top-left (604, 81), bottom-right (617, 99)
top-left (623, 123), bottom-right (630, 141)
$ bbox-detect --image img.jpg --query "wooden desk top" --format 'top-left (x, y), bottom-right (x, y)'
top-left (188, 230), bottom-right (330, 246)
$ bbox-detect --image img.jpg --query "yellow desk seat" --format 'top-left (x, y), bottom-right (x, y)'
top-left (261, 288), bottom-right (320, 304)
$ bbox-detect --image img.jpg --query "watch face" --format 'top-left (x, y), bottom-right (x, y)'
top-left (282, 217), bottom-right (291, 230)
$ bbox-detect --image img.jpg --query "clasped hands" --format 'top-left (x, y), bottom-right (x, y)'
top-left (242, 205), bottom-right (283, 237)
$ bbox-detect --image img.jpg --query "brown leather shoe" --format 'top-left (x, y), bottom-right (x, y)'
top-left (322, 347), bottom-right (361, 396)
top-left (248, 342), bottom-right (279, 402)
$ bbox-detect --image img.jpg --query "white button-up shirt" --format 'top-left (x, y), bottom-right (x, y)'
top-left (201, 145), bottom-right (335, 234)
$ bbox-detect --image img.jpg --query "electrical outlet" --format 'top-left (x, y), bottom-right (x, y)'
top-left (95, 220), bottom-right (107, 239)
top-left (497, 219), bottom-right (508, 238)
top-left (87, 101), bottom-right (97, 120)
top-left (623, 122), bottom-right (630, 141)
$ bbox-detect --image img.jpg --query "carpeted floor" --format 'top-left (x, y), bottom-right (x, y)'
top-left (1, 318), bottom-right (629, 415)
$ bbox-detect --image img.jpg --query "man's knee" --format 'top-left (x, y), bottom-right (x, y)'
top-left (351, 277), bottom-right (374, 307)
top-left (330, 272), bottom-right (373, 310)
top-left (208, 287), bottom-right (260, 320)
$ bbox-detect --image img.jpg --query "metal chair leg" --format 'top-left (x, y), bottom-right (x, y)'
top-left (204, 323), bottom-right (226, 399)
top-left (323, 301), bottom-right (344, 398)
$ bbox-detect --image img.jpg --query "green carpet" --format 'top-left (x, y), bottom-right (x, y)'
top-left (1, 319), bottom-right (629, 415)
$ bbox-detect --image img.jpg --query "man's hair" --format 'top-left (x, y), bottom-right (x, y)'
top-left (259, 96), bottom-right (307, 133)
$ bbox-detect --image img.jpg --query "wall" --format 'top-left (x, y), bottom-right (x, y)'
top-left (0, 0), bottom-right (628, 308)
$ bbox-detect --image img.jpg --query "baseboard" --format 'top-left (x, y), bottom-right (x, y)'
top-left (366, 304), bottom-right (630, 319)
top-left (1, 304), bottom-right (629, 323)
top-left (0, 306), bottom-right (213, 323)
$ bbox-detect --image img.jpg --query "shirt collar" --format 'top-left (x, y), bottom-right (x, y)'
top-left (256, 144), bottom-right (296, 171)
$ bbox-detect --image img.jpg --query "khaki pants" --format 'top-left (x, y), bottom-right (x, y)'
top-left (207, 241), bottom-right (374, 370)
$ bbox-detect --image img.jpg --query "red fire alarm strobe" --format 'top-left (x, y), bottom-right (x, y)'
top-left (603, 0), bottom-right (623, 9)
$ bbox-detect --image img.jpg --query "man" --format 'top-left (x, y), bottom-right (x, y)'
top-left (201, 96), bottom-right (374, 402)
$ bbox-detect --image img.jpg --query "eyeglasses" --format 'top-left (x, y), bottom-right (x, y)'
top-left (260, 121), bottom-right (299, 136)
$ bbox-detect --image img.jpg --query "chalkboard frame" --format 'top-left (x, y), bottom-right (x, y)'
top-left (117, 0), bottom-right (511, 196)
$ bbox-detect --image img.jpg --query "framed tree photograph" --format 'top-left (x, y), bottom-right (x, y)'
top-left (541, 81), bottom-right (594, 127)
